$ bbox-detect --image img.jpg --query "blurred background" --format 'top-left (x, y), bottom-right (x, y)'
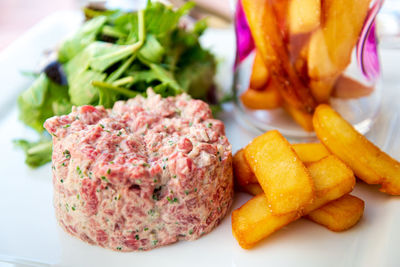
top-left (0, 0), bottom-right (234, 51)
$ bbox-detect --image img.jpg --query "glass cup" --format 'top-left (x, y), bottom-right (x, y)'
top-left (233, 0), bottom-right (383, 140)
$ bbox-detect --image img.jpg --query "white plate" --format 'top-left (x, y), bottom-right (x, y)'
top-left (1, 11), bottom-right (400, 267)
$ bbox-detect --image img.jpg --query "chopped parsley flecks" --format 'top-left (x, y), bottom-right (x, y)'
top-left (76, 166), bottom-right (82, 175)
top-left (116, 247), bottom-right (122, 251)
top-left (184, 190), bottom-right (189, 195)
top-left (77, 194), bottom-right (80, 200)
top-left (101, 176), bottom-right (109, 183)
top-left (63, 150), bottom-right (71, 159)
top-left (61, 162), bottom-right (66, 167)
top-left (135, 234), bottom-right (140, 240)
top-left (148, 209), bottom-right (155, 216)
top-left (117, 131), bottom-right (122, 136)
top-left (167, 196), bottom-right (178, 204)
top-left (107, 168), bottom-right (111, 174)
top-left (136, 179), bottom-right (142, 184)
top-left (152, 240), bottom-right (158, 246)
top-left (71, 206), bottom-right (76, 211)
top-left (189, 229), bottom-right (194, 235)
top-left (189, 122), bottom-right (193, 126)
top-left (194, 188), bottom-right (198, 192)
top-left (99, 124), bottom-right (105, 129)
top-left (142, 163), bottom-right (150, 168)
top-left (144, 227), bottom-right (149, 231)
top-left (63, 124), bottom-right (71, 128)
top-left (60, 179), bottom-right (64, 183)
top-left (207, 123), bottom-right (213, 128)
top-left (153, 179), bottom-right (158, 183)
top-left (219, 156), bottom-right (222, 162)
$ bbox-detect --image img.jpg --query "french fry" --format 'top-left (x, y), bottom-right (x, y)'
top-left (307, 0), bottom-right (371, 79)
top-left (242, 0), bottom-right (317, 113)
top-left (241, 183), bottom-right (264, 195)
top-left (292, 143), bottom-right (330, 163)
top-left (234, 143), bottom-right (328, 193)
top-left (332, 75), bottom-right (374, 99)
top-left (283, 103), bottom-right (314, 132)
top-left (232, 155), bottom-right (355, 249)
top-left (288, 0), bottom-right (321, 35)
top-left (306, 194), bottom-right (365, 232)
top-left (241, 79), bottom-right (283, 110)
top-left (233, 149), bottom-right (257, 187)
top-left (307, 28), bottom-right (339, 79)
top-left (244, 130), bottom-right (314, 214)
top-left (309, 76), bottom-right (338, 103)
top-left (249, 51), bottom-right (269, 90)
top-left (313, 104), bottom-right (400, 195)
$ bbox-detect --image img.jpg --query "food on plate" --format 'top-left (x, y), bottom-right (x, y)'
top-left (238, 0), bottom-right (374, 129)
top-left (332, 75), bottom-right (374, 99)
top-left (233, 148), bottom-right (364, 232)
top-left (16, 2), bottom-right (218, 168)
top-left (307, 194), bottom-right (365, 232)
top-left (283, 103), bottom-right (314, 132)
top-left (292, 143), bottom-right (330, 164)
top-left (288, 0), bottom-right (321, 35)
top-left (232, 155), bottom-right (355, 249)
top-left (44, 89), bottom-right (233, 251)
top-left (240, 78), bottom-right (282, 110)
top-left (313, 104), bottom-right (400, 195)
top-left (233, 149), bottom-right (257, 187)
top-left (244, 130), bottom-right (314, 214)
top-left (233, 143), bottom-right (329, 189)
top-left (241, 0), bottom-right (317, 115)
top-left (309, 76), bottom-right (338, 103)
top-left (240, 183), bottom-right (264, 196)
top-left (249, 51), bottom-right (269, 90)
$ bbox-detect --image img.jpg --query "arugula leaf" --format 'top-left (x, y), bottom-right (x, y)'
top-left (69, 70), bottom-right (106, 105)
top-left (14, 138), bottom-right (52, 168)
top-left (88, 42), bottom-right (137, 72)
top-left (106, 55), bottom-right (136, 82)
top-left (139, 34), bottom-right (165, 63)
top-left (58, 16), bottom-right (107, 63)
top-left (149, 63), bottom-right (182, 93)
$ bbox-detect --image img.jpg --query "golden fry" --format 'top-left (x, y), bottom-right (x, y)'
top-left (292, 143), bottom-right (330, 163)
top-left (250, 51), bottom-right (269, 90)
top-left (244, 130), bottom-right (314, 214)
top-left (309, 76), bottom-right (338, 103)
top-left (233, 149), bottom-right (258, 187)
top-left (307, 0), bottom-right (371, 79)
top-left (242, 0), bottom-right (317, 113)
top-left (288, 0), bottom-right (321, 34)
top-left (283, 103), bottom-right (314, 132)
top-left (313, 104), bottom-right (400, 195)
top-left (240, 183), bottom-right (264, 196)
top-left (307, 194), bottom-right (365, 232)
top-left (241, 81), bottom-right (282, 110)
top-left (232, 155), bottom-right (355, 249)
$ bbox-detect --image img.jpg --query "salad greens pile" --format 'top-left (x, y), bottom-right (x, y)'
top-left (16, 1), bottom-right (219, 168)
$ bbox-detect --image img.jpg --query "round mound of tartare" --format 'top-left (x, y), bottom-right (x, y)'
top-left (44, 89), bottom-right (233, 251)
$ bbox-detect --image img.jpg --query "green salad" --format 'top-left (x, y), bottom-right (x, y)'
top-left (16, 2), bottom-right (220, 168)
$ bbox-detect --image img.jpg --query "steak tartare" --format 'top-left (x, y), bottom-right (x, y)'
top-left (44, 89), bottom-right (233, 251)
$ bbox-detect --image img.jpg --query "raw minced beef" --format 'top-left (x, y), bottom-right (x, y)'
top-left (44, 89), bottom-right (233, 251)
